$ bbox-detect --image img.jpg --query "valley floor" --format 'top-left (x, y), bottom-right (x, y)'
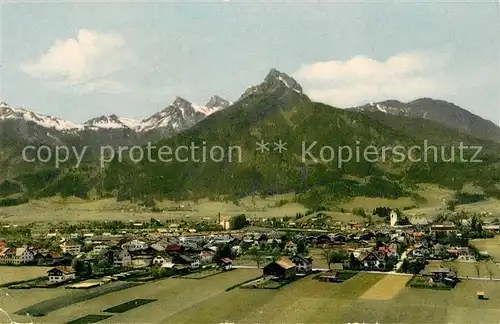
top-left (2, 269), bottom-right (500, 324)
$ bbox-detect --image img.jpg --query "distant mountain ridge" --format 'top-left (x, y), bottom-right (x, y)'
top-left (0, 95), bottom-right (230, 134)
top-left (350, 98), bottom-right (500, 141)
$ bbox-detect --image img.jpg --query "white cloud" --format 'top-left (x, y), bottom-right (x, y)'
top-left (293, 51), bottom-right (459, 107)
top-left (21, 29), bottom-right (130, 94)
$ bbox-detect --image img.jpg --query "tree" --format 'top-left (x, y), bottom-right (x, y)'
top-left (349, 253), bottom-right (361, 270)
top-left (230, 214), bottom-right (247, 230)
top-left (321, 246), bottom-right (335, 269)
top-left (321, 247), bottom-right (347, 269)
top-left (270, 247), bottom-right (281, 261)
top-left (297, 240), bottom-right (308, 255)
top-left (384, 258), bottom-right (394, 272)
top-left (248, 246), bottom-right (263, 268)
top-left (72, 259), bottom-right (91, 277)
top-left (400, 259), bottom-right (410, 273)
top-left (214, 243), bottom-right (232, 262)
top-left (82, 244), bottom-right (93, 253)
top-left (446, 199), bottom-right (457, 211)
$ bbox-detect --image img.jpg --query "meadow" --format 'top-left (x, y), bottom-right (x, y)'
top-left (0, 183), bottom-right (466, 224)
top-left (0, 266), bottom-right (51, 285)
top-left (2, 269), bottom-right (500, 323)
top-left (428, 260), bottom-right (500, 279)
top-left (471, 236), bottom-right (500, 261)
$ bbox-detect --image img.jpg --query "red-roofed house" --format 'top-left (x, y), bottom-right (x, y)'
top-left (378, 246), bottom-right (398, 258)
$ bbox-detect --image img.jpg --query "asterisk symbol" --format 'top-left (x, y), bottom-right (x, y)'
top-left (255, 140), bottom-right (270, 153)
top-left (273, 140), bottom-right (287, 153)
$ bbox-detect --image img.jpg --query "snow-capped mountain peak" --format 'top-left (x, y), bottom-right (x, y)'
top-left (0, 101), bottom-right (82, 131)
top-left (83, 114), bottom-right (140, 130)
top-left (137, 96), bottom-right (226, 133)
top-left (0, 95), bottom-right (231, 136)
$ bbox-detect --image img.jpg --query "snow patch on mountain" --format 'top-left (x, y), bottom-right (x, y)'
top-left (0, 102), bottom-right (82, 131)
top-left (83, 115), bottom-right (140, 130)
top-left (0, 95), bottom-right (229, 135)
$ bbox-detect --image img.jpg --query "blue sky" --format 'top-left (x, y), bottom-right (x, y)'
top-left (2, 1), bottom-right (499, 124)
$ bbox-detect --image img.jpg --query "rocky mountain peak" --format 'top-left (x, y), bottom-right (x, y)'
top-left (206, 95), bottom-right (230, 110)
top-left (264, 68), bottom-right (303, 93)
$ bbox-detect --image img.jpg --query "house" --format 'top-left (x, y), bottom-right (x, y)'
top-left (331, 233), bottom-right (347, 243)
top-left (456, 247), bottom-right (476, 262)
top-left (407, 246), bottom-right (428, 259)
top-left (359, 251), bottom-right (385, 270)
top-left (172, 254), bottom-right (200, 269)
top-left (359, 232), bottom-right (375, 241)
top-left (60, 241), bottom-right (82, 255)
top-left (91, 245), bottom-right (110, 255)
top-left (121, 239), bottom-right (148, 251)
top-left (198, 251), bottom-right (215, 264)
top-left (217, 258), bottom-right (233, 270)
top-left (424, 267), bottom-right (458, 286)
top-left (165, 244), bottom-right (182, 252)
top-left (316, 234), bottom-right (332, 244)
top-left (256, 234), bottom-right (269, 245)
top-left (430, 223), bottom-right (457, 233)
top-left (483, 225), bottom-right (500, 233)
top-left (263, 258), bottom-right (296, 279)
top-left (0, 247), bottom-right (34, 264)
top-left (112, 249), bottom-right (132, 267)
top-left (290, 255), bottom-right (313, 274)
top-left (378, 245), bottom-right (398, 258)
top-left (150, 243), bottom-right (166, 252)
top-left (152, 253), bottom-right (172, 266)
top-left (131, 255), bottom-right (153, 268)
top-left (47, 266), bottom-right (76, 284)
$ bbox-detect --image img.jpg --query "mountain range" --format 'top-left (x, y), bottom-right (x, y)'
top-left (350, 99), bottom-right (500, 142)
top-left (1, 69), bottom-right (499, 206)
top-left (0, 94), bottom-right (230, 133)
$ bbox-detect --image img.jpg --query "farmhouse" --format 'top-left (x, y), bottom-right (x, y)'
top-left (217, 258), bottom-right (233, 270)
top-left (172, 254), bottom-right (200, 269)
top-left (263, 258), bottom-right (296, 279)
top-left (424, 267), bottom-right (458, 285)
top-left (47, 266), bottom-right (76, 283)
top-left (359, 251), bottom-right (385, 270)
top-left (152, 253), bottom-right (172, 265)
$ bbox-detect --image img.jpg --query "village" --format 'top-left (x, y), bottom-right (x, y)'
top-left (1, 207), bottom-right (499, 293)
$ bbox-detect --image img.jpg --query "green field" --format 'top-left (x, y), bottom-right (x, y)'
top-left (428, 260), bottom-right (500, 279)
top-left (3, 269), bottom-right (500, 323)
top-left (471, 236), bottom-right (500, 261)
top-left (2, 182), bottom-right (489, 224)
top-left (0, 266), bottom-right (51, 285)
